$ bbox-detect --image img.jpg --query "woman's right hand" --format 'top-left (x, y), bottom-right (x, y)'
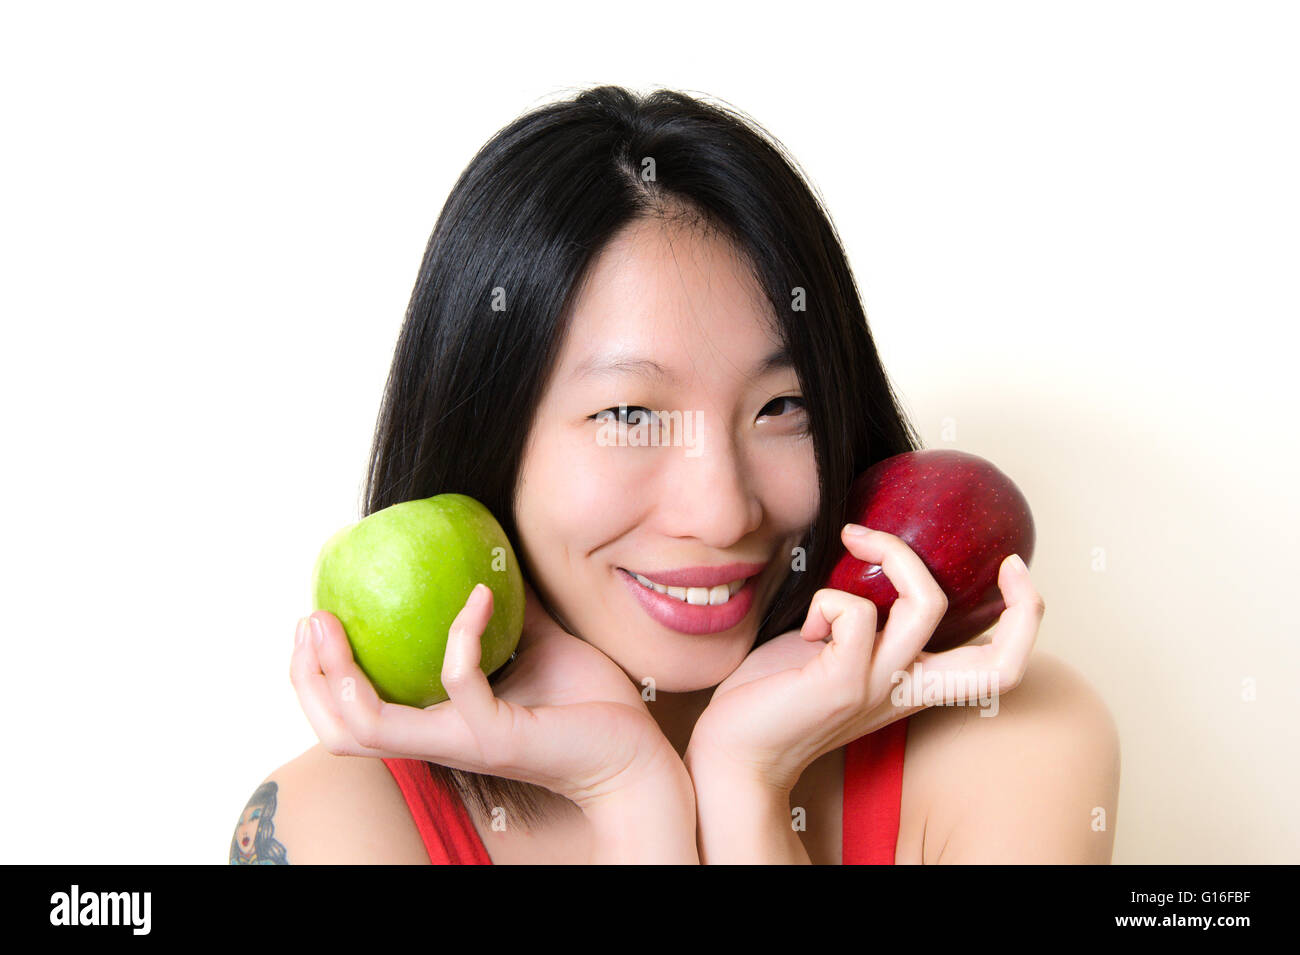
top-left (289, 578), bottom-right (684, 814)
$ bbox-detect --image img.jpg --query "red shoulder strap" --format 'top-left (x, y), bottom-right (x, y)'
top-left (381, 758), bottom-right (493, 865)
top-left (842, 717), bottom-right (909, 865)
top-left (381, 722), bottom-right (905, 866)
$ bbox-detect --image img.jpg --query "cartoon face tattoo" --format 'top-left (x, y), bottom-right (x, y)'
top-left (230, 781), bottom-right (289, 865)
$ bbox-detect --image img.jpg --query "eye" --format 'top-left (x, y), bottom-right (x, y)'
top-left (759, 395), bottom-right (807, 419)
top-left (591, 406), bottom-right (658, 426)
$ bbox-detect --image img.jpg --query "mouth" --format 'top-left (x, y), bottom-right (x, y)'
top-left (616, 562), bottom-right (765, 635)
top-left (623, 570), bottom-right (749, 606)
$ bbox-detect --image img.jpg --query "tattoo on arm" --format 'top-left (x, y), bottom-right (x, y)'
top-left (230, 780), bottom-right (290, 865)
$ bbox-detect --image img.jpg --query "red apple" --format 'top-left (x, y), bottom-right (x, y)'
top-left (826, 449), bottom-right (1035, 652)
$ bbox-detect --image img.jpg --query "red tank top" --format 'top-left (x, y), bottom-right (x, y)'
top-left (382, 717), bottom-right (908, 864)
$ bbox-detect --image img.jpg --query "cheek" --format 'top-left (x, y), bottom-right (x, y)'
top-left (761, 444), bottom-right (820, 525)
top-left (516, 429), bottom-right (637, 557)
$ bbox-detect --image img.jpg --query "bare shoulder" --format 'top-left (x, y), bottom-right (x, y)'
top-left (228, 743), bottom-right (430, 865)
top-left (899, 649), bottom-right (1121, 863)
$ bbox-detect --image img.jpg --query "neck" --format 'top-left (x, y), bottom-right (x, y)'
top-left (645, 685), bottom-right (716, 759)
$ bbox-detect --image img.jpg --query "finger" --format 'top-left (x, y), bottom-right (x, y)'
top-left (797, 588), bottom-right (877, 708)
top-left (291, 615), bottom-right (392, 757)
top-left (310, 602), bottom-right (527, 772)
top-left (838, 524), bottom-right (948, 669)
top-left (884, 654), bottom-right (994, 709)
top-left (441, 584), bottom-right (510, 736)
top-left (800, 586), bottom-right (877, 647)
top-left (983, 554), bottom-right (1043, 688)
top-left (308, 611), bottom-right (422, 758)
top-left (911, 555), bottom-right (1043, 694)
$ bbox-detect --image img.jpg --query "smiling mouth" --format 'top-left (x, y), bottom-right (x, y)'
top-left (620, 570), bottom-right (751, 606)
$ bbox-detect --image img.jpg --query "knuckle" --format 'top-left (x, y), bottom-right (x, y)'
top-left (847, 600), bottom-right (877, 631)
top-left (810, 587), bottom-right (834, 607)
top-left (350, 714), bottom-right (382, 750)
top-left (441, 663), bottom-right (472, 688)
top-left (830, 676), bottom-right (867, 715)
top-left (927, 589), bottom-right (949, 622)
top-left (995, 655), bottom-right (1026, 692)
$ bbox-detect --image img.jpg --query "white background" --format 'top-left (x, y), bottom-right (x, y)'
top-left (2, 0), bottom-right (1296, 863)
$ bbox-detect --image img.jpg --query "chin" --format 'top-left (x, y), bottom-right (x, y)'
top-left (648, 674), bottom-right (725, 694)
top-left (624, 643), bottom-right (753, 695)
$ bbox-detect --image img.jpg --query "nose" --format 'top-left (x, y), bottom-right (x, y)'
top-left (658, 412), bottom-right (762, 547)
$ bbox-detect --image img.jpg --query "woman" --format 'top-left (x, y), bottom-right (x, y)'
top-left (240, 86), bottom-right (1120, 864)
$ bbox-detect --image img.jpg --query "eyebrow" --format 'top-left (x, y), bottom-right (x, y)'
top-left (573, 346), bottom-right (794, 385)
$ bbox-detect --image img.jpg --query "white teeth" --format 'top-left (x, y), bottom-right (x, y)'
top-left (632, 572), bottom-right (747, 605)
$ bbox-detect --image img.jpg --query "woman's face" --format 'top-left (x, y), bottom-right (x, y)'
top-left (235, 805), bottom-right (262, 857)
top-left (513, 216), bottom-right (819, 692)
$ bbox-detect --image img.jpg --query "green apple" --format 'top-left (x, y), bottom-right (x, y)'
top-left (310, 493), bottom-right (525, 708)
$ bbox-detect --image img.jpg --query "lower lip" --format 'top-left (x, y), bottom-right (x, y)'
top-left (617, 568), bottom-right (756, 635)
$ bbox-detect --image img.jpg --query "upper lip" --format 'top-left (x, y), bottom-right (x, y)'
top-left (621, 561), bottom-right (769, 589)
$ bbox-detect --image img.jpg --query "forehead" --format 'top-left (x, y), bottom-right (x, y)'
top-left (557, 217), bottom-right (783, 381)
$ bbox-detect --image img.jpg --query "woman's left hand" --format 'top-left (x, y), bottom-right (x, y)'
top-left (684, 523), bottom-right (1046, 796)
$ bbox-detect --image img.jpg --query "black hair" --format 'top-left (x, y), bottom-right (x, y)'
top-left (363, 85), bottom-right (923, 829)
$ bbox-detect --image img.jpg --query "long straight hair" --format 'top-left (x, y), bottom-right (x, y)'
top-left (363, 86), bottom-right (923, 828)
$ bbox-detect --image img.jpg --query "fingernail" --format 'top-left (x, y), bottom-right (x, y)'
top-left (310, 616), bottom-right (324, 646)
top-left (844, 523), bottom-right (869, 536)
top-left (1008, 554), bottom-right (1027, 573)
top-left (295, 617), bottom-right (309, 646)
